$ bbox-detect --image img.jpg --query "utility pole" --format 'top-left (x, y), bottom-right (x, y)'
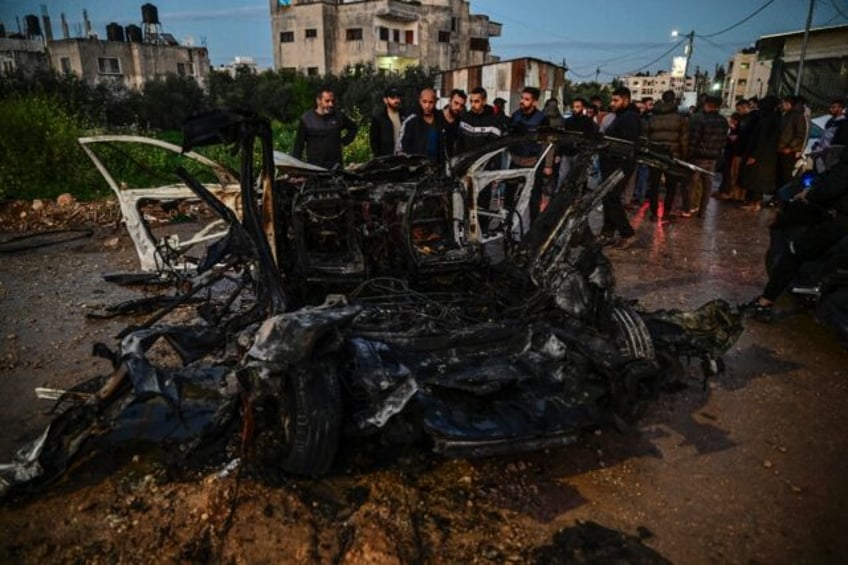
top-left (795, 0), bottom-right (816, 95)
top-left (683, 29), bottom-right (695, 90)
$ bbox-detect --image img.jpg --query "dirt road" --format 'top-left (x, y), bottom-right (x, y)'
top-left (1, 198), bottom-right (847, 563)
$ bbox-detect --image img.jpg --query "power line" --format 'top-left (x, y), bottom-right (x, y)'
top-left (606, 37), bottom-right (687, 77)
top-left (699, 0), bottom-right (778, 38)
top-left (828, 0), bottom-right (848, 20)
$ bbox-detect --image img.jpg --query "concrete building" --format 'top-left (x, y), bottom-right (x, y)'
top-left (756, 24), bottom-right (848, 111)
top-left (438, 57), bottom-right (566, 114)
top-left (269, 0), bottom-right (501, 75)
top-left (1, 4), bottom-right (210, 89)
top-left (217, 56), bottom-right (260, 77)
top-left (721, 48), bottom-right (772, 107)
top-left (0, 36), bottom-right (49, 75)
top-left (619, 71), bottom-right (695, 102)
top-left (48, 38), bottom-right (210, 89)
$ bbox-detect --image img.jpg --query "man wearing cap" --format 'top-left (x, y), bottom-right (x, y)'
top-left (370, 86), bottom-right (405, 158)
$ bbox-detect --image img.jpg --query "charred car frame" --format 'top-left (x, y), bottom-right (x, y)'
top-left (1, 110), bottom-right (742, 495)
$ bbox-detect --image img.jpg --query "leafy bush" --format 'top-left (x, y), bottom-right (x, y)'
top-left (0, 96), bottom-right (106, 201)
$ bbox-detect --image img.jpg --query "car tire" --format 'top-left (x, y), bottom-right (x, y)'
top-left (279, 359), bottom-right (342, 476)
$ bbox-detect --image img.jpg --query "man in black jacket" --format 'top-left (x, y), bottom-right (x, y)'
top-left (292, 88), bottom-right (358, 169)
top-left (398, 88), bottom-right (444, 164)
top-left (599, 87), bottom-right (641, 249)
top-left (369, 86), bottom-right (404, 158)
top-left (558, 97), bottom-right (597, 187)
top-left (458, 86), bottom-right (507, 153)
top-left (686, 95), bottom-right (727, 218)
top-left (748, 151), bottom-right (848, 320)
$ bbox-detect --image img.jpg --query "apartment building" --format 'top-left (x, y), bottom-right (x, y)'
top-left (721, 48), bottom-right (772, 107)
top-left (619, 71), bottom-right (695, 102)
top-left (1, 4), bottom-right (210, 89)
top-left (269, 0), bottom-right (501, 75)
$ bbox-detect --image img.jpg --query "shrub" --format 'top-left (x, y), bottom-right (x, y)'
top-left (0, 96), bottom-right (106, 201)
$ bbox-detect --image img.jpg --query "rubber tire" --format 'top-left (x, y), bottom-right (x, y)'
top-left (279, 359), bottom-right (342, 476)
top-left (611, 304), bottom-right (655, 360)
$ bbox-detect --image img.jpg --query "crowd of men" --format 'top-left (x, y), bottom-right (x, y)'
top-left (290, 84), bottom-right (848, 282)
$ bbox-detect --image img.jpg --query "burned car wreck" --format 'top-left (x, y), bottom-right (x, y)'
top-left (1, 111), bottom-right (743, 496)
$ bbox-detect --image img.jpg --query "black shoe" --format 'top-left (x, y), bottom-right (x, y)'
top-left (744, 297), bottom-right (774, 322)
top-left (595, 233), bottom-right (617, 247)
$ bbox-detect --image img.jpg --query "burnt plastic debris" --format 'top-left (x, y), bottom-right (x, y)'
top-left (1, 111), bottom-right (743, 499)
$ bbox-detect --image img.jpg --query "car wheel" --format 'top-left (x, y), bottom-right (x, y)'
top-left (278, 359), bottom-right (342, 476)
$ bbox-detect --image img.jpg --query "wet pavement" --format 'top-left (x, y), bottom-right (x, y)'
top-left (1, 192), bottom-right (847, 563)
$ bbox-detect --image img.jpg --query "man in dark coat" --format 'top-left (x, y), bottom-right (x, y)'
top-left (441, 89), bottom-right (467, 159)
top-left (398, 88), bottom-right (445, 165)
top-left (598, 87), bottom-right (641, 248)
top-left (369, 86), bottom-right (404, 158)
top-left (686, 95), bottom-right (727, 218)
top-left (559, 97), bottom-right (597, 188)
top-left (740, 95), bottom-right (781, 210)
top-left (777, 95), bottom-right (809, 187)
top-left (292, 87), bottom-right (358, 170)
top-left (644, 90), bottom-right (689, 221)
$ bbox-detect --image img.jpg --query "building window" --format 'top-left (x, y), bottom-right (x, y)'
top-left (740, 62), bottom-right (750, 70)
top-left (392, 29), bottom-right (400, 43)
top-left (177, 62), bottom-right (195, 76)
top-left (451, 17), bottom-right (458, 31)
top-left (737, 79), bottom-right (747, 86)
top-left (379, 26), bottom-right (389, 41)
top-left (307, 66), bottom-right (319, 76)
top-left (60, 57), bottom-right (72, 74)
top-left (438, 31), bottom-right (450, 43)
top-left (280, 31), bottom-right (294, 43)
top-left (346, 28), bottom-right (363, 41)
top-left (305, 28), bottom-right (317, 39)
top-left (469, 37), bottom-right (489, 52)
top-left (97, 57), bottom-right (121, 75)
top-left (1, 60), bottom-right (14, 74)
top-left (405, 30), bottom-right (414, 44)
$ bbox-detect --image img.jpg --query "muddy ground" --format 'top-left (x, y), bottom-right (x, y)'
top-left (1, 196), bottom-right (847, 564)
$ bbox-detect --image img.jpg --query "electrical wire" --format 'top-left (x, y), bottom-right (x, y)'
top-left (699, 0), bottom-right (778, 38)
top-left (605, 37), bottom-right (687, 76)
top-left (828, 0), bottom-right (848, 20)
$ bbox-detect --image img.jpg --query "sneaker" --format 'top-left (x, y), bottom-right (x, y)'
top-left (680, 210), bottom-right (693, 218)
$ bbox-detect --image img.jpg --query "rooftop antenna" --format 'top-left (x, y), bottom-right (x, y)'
top-left (40, 5), bottom-right (53, 41)
top-left (60, 12), bottom-right (69, 39)
top-left (82, 9), bottom-right (92, 37)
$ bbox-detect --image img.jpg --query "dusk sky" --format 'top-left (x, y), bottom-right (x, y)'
top-left (2, 0), bottom-right (845, 78)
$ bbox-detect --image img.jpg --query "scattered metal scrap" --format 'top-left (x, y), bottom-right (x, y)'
top-left (1, 111), bottom-right (742, 498)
